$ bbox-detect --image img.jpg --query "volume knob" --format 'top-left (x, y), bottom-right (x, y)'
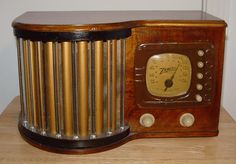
top-left (180, 113), bottom-right (195, 127)
top-left (140, 113), bottom-right (155, 128)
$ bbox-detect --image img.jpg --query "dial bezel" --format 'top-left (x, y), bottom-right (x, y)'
top-left (146, 53), bottom-right (192, 98)
top-left (134, 42), bottom-right (215, 107)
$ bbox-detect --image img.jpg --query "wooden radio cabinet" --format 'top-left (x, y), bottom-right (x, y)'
top-left (12, 11), bottom-right (226, 154)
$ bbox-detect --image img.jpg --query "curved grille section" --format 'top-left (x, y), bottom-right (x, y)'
top-left (16, 38), bottom-right (126, 139)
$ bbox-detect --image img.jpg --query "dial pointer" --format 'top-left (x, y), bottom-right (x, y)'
top-left (164, 65), bottom-right (180, 92)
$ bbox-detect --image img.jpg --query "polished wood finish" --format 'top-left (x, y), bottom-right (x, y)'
top-left (125, 25), bottom-right (226, 136)
top-left (1, 97), bottom-right (236, 163)
top-left (12, 11), bottom-right (226, 32)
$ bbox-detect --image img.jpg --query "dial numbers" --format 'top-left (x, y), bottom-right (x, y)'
top-left (146, 53), bottom-right (192, 97)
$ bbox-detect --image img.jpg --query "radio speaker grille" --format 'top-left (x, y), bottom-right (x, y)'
top-left (16, 38), bottom-right (126, 140)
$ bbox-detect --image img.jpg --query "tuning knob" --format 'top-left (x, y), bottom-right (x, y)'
top-left (139, 113), bottom-right (155, 128)
top-left (180, 113), bottom-right (195, 127)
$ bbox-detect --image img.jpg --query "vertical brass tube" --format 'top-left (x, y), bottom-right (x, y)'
top-left (37, 42), bottom-right (46, 131)
top-left (16, 39), bottom-right (26, 121)
top-left (54, 42), bottom-right (63, 135)
top-left (62, 42), bottom-right (73, 137)
top-left (29, 41), bottom-right (39, 128)
top-left (116, 40), bottom-right (121, 128)
top-left (88, 42), bottom-right (94, 135)
top-left (44, 42), bottom-right (56, 135)
top-left (107, 40), bottom-right (111, 132)
top-left (120, 39), bottom-right (126, 127)
top-left (95, 41), bottom-right (104, 135)
top-left (111, 40), bottom-right (117, 131)
top-left (23, 40), bottom-right (32, 126)
top-left (77, 41), bottom-right (88, 137)
top-left (71, 42), bottom-right (78, 136)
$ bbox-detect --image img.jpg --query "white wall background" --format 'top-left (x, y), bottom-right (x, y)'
top-left (206, 0), bottom-right (236, 121)
top-left (1, 0), bottom-right (236, 121)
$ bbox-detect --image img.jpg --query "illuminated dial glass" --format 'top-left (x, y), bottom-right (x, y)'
top-left (146, 53), bottom-right (192, 97)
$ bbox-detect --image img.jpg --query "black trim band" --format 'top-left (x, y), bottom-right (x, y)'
top-left (14, 28), bottom-right (131, 41)
top-left (18, 123), bottom-right (130, 150)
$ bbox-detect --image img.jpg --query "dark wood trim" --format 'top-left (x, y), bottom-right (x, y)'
top-left (14, 28), bottom-right (131, 41)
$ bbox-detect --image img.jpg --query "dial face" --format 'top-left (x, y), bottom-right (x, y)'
top-left (146, 53), bottom-right (192, 97)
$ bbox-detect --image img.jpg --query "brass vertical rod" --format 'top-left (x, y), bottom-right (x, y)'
top-left (107, 40), bottom-right (112, 132)
top-left (62, 42), bottom-right (73, 137)
top-left (37, 42), bottom-right (46, 131)
top-left (71, 42), bottom-right (78, 136)
top-left (88, 42), bottom-right (94, 134)
top-left (16, 38), bottom-right (26, 121)
top-left (112, 40), bottom-right (117, 131)
top-left (45, 42), bottom-right (56, 135)
top-left (34, 42), bottom-right (42, 130)
top-left (54, 42), bottom-right (63, 135)
top-left (120, 39), bottom-right (126, 127)
top-left (78, 41), bottom-right (89, 137)
top-left (29, 41), bottom-right (39, 128)
top-left (27, 41), bottom-right (35, 129)
top-left (116, 40), bottom-right (121, 128)
top-left (23, 40), bottom-right (32, 126)
top-left (95, 41), bottom-right (104, 135)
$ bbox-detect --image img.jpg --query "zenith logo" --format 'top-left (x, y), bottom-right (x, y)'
top-left (159, 67), bottom-right (177, 74)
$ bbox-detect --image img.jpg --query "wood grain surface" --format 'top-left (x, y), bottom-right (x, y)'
top-left (0, 96), bottom-right (236, 163)
top-left (12, 11), bottom-right (226, 32)
top-left (13, 11), bottom-right (222, 26)
top-left (124, 25), bottom-right (226, 137)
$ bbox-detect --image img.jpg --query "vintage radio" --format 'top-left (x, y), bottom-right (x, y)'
top-left (12, 11), bottom-right (226, 154)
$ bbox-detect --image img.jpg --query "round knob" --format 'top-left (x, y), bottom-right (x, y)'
top-left (180, 113), bottom-right (195, 127)
top-left (195, 94), bottom-right (203, 102)
top-left (196, 84), bottom-right (203, 91)
top-left (140, 113), bottom-right (155, 128)
top-left (197, 61), bottom-right (204, 68)
top-left (198, 50), bottom-right (205, 56)
top-left (197, 73), bottom-right (203, 79)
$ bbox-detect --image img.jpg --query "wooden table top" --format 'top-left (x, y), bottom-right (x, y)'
top-left (1, 96), bottom-right (236, 164)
